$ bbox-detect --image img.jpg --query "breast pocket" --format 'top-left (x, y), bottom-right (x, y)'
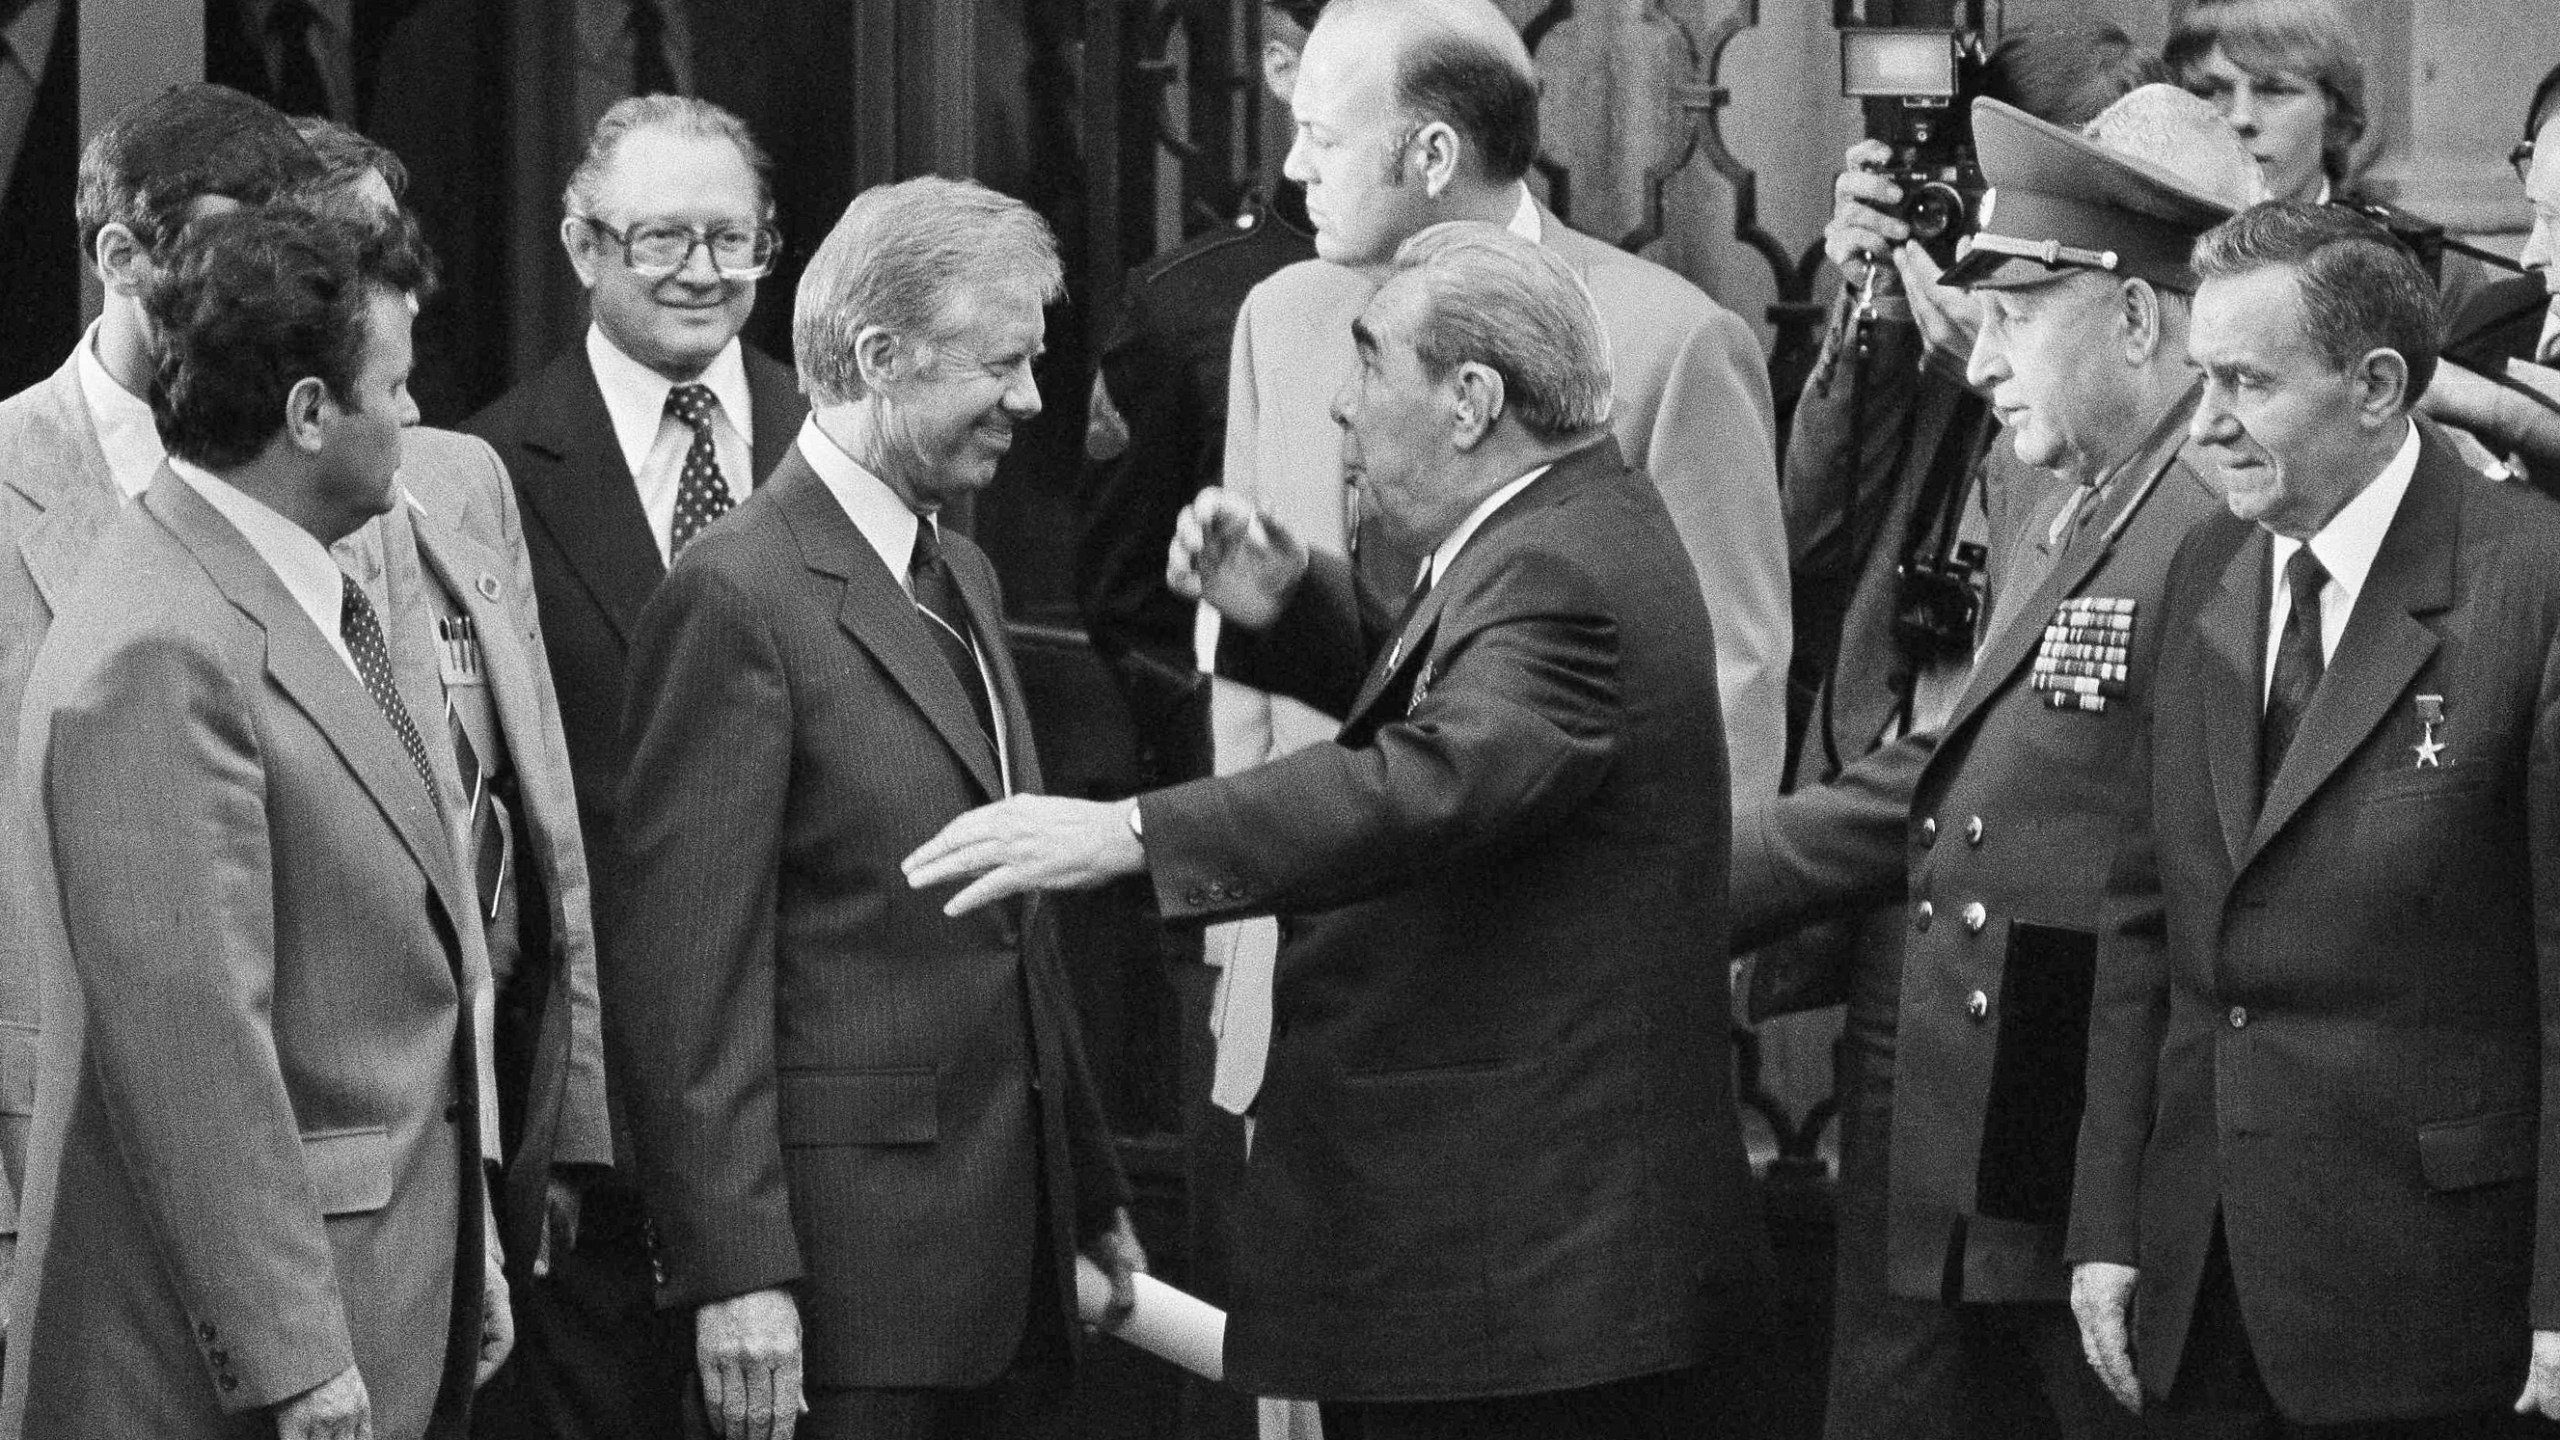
top-left (777, 1067), bottom-right (940, 1147)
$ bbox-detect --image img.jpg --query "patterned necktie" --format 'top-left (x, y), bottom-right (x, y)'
top-left (341, 573), bottom-right (439, 801)
top-left (2260, 546), bottom-right (2329, 798)
top-left (908, 520), bottom-right (999, 754)
top-left (666, 384), bottom-right (735, 554)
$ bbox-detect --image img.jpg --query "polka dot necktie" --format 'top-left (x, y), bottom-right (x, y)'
top-left (340, 573), bottom-right (439, 801)
top-left (666, 383), bottom-right (735, 554)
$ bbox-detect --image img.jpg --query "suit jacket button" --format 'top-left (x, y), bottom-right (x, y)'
top-left (1186, 886), bottom-right (1208, 906)
top-left (1966, 990), bottom-right (1989, 1022)
top-left (1962, 902), bottom-right (1987, 934)
top-left (2229, 1006), bottom-right (2248, 1029)
top-left (198, 1322), bottom-right (217, 1342)
top-left (220, 1375), bottom-right (238, 1393)
top-left (1965, 816), bottom-right (1985, 846)
top-left (1914, 901), bottom-right (1934, 933)
top-left (1919, 817), bottom-right (1937, 847)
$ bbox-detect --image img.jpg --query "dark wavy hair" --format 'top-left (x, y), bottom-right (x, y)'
top-left (74, 83), bottom-right (321, 261)
top-left (147, 206), bottom-right (438, 471)
top-left (2191, 200), bottom-right (2439, 405)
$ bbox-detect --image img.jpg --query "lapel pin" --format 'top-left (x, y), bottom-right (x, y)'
top-left (2412, 694), bottom-right (2447, 769)
top-left (477, 574), bottom-right (502, 601)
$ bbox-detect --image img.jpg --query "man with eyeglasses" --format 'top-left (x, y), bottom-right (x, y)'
top-left (464, 93), bottom-right (807, 1440)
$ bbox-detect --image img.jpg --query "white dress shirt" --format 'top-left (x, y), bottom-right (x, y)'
top-left (167, 458), bottom-right (359, 679)
top-left (586, 326), bottom-right (755, 566)
top-left (797, 415), bottom-right (1012, 792)
top-left (2263, 420), bottom-right (2420, 706)
top-left (1505, 183), bottom-right (1542, 244)
top-left (1424, 464), bottom-right (1550, 591)
top-left (76, 321), bottom-right (165, 503)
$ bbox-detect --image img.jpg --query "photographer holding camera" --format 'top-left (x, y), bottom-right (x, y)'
top-left (1745, 72), bottom-right (2263, 1440)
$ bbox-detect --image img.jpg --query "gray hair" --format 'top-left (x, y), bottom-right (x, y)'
top-left (1388, 221), bottom-right (1611, 438)
top-left (561, 95), bottom-right (773, 220)
top-left (793, 176), bottom-right (1064, 406)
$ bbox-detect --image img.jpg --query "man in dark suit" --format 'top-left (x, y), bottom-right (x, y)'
top-left (0, 81), bottom-right (321, 1328)
top-left (5, 206), bottom-right (506, 1440)
top-left (461, 94), bottom-right (804, 1440)
top-left (907, 221), bottom-right (1769, 1439)
top-left (606, 176), bottom-right (1140, 1440)
top-left (2070, 200), bottom-right (2560, 1435)
top-left (1728, 94), bottom-right (2256, 1440)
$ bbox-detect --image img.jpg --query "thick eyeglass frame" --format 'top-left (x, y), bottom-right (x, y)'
top-left (577, 215), bottom-right (780, 280)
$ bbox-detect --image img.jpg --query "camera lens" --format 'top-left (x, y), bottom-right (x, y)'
top-left (1904, 182), bottom-right (1968, 242)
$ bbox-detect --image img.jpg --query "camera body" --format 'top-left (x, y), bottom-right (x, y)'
top-left (1838, 19), bottom-right (1996, 266)
top-left (1893, 541), bottom-right (1989, 665)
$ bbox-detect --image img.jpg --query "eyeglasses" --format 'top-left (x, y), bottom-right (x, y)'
top-left (578, 216), bottom-right (779, 279)
top-left (2514, 139), bottom-right (2537, 187)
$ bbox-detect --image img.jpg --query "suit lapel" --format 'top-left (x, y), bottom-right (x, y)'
top-left (2196, 526), bottom-right (2267, 869)
top-left (510, 351), bottom-right (665, 645)
top-left (401, 490), bottom-right (554, 798)
top-left (10, 357), bottom-right (125, 614)
top-left (2245, 436), bottom-right (2460, 859)
top-left (1937, 390), bottom-right (2200, 740)
top-left (1341, 443), bottom-right (1610, 727)
top-left (146, 474), bottom-right (471, 925)
top-left (771, 451), bottom-right (1007, 800)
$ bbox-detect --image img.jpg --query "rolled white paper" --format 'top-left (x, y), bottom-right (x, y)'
top-left (1075, 1256), bottom-right (1227, 1382)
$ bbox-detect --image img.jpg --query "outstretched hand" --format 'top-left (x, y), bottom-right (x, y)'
top-left (1168, 488), bottom-right (1308, 631)
top-left (903, 795), bottom-right (1148, 917)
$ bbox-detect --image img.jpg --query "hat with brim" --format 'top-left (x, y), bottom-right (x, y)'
top-left (1941, 98), bottom-right (2236, 294)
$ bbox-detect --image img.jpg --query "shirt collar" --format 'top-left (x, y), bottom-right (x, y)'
top-left (1505, 184), bottom-right (1541, 243)
top-left (74, 320), bottom-right (164, 502)
top-left (2270, 419), bottom-right (2420, 611)
top-left (584, 325), bottom-right (754, 477)
top-left (1425, 464), bottom-right (1550, 590)
top-left (796, 414), bottom-right (925, 589)
top-left (165, 457), bottom-right (351, 663)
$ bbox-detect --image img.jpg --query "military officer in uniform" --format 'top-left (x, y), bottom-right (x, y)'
top-left (1730, 96), bottom-right (2251, 1440)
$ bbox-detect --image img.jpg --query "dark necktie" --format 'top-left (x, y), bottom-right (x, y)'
top-left (909, 520), bottom-right (1000, 755)
top-left (667, 384), bottom-right (735, 554)
top-left (341, 574), bottom-right (439, 801)
top-left (2260, 546), bottom-right (2329, 797)
top-left (1384, 565), bottom-right (1433, 669)
top-left (265, 0), bottom-right (332, 117)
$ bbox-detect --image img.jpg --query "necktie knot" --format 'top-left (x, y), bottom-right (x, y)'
top-left (666, 385), bottom-right (734, 552)
top-left (667, 383), bottom-right (718, 434)
top-left (2285, 547), bottom-right (2329, 606)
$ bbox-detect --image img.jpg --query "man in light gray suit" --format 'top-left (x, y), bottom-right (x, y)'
top-left (4, 208), bottom-right (508, 1439)
top-left (0, 85), bottom-right (320, 1303)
